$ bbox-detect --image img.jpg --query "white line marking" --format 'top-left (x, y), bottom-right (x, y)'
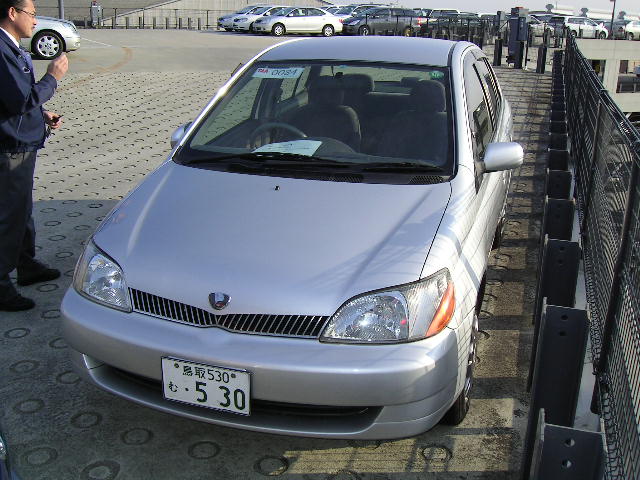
top-left (80, 37), bottom-right (114, 47)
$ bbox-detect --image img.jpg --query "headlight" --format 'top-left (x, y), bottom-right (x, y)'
top-left (321, 269), bottom-right (455, 344)
top-left (73, 240), bottom-right (131, 312)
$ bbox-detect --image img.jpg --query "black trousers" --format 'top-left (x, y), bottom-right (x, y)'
top-left (0, 150), bottom-right (42, 300)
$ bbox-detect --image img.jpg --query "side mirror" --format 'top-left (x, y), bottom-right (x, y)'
top-left (483, 142), bottom-right (523, 172)
top-left (170, 122), bottom-right (191, 148)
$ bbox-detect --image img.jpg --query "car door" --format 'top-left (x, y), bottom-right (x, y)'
top-left (371, 8), bottom-right (392, 32)
top-left (582, 18), bottom-right (597, 37)
top-left (462, 51), bottom-right (502, 258)
top-left (285, 8), bottom-right (306, 32)
top-left (304, 8), bottom-right (326, 33)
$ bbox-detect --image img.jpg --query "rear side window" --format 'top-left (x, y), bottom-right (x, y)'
top-left (475, 59), bottom-right (500, 122)
top-left (463, 54), bottom-right (493, 158)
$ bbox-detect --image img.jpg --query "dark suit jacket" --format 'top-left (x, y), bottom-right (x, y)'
top-left (0, 29), bottom-right (57, 152)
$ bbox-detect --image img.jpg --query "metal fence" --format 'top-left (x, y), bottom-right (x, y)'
top-left (564, 35), bottom-right (640, 479)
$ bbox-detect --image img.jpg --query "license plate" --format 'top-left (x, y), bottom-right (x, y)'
top-left (161, 357), bottom-right (251, 415)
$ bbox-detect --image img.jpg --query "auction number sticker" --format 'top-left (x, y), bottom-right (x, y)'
top-left (162, 357), bottom-right (251, 415)
top-left (253, 67), bottom-right (304, 79)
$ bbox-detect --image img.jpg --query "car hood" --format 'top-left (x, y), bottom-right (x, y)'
top-left (94, 162), bottom-right (451, 316)
top-left (36, 16), bottom-right (75, 27)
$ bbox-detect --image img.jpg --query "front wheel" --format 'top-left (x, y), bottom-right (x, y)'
top-left (272, 23), bottom-right (285, 36)
top-left (358, 25), bottom-right (370, 36)
top-left (442, 313), bottom-right (478, 425)
top-left (32, 30), bottom-right (63, 59)
top-left (321, 24), bottom-right (335, 37)
top-left (598, 31), bottom-right (607, 39)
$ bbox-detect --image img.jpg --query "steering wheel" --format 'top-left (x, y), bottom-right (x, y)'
top-left (249, 122), bottom-right (307, 144)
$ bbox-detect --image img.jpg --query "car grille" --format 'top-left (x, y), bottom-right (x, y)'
top-left (130, 289), bottom-right (330, 338)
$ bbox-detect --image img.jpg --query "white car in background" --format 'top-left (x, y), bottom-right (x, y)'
top-left (232, 5), bottom-right (289, 32)
top-left (21, 16), bottom-right (80, 59)
top-left (218, 5), bottom-right (266, 31)
top-left (252, 7), bottom-right (342, 36)
top-left (565, 16), bottom-right (608, 38)
top-left (625, 20), bottom-right (640, 40)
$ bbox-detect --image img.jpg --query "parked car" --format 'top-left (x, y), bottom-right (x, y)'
top-left (611, 18), bottom-right (631, 39)
top-left (252, 7), bottom-right (342, 36)
top-left (342, 7), bottom-right (421, 36)
top-left (20, 16), bottom-right (80, 60)
top-left (332, 3), bottom-right (388, 22)
top-left (62, 36), bottom-right (523, 440)
top-left (624, 20), bottom-right (640, 40)
top-left (232, 5), bottom-right (288, 32)
top-left (528, 16), bottom-right (552, 37)
top-left (218, 5), bottom-right (266, 31)
top-left (565, 16), bottom-right (608, 38)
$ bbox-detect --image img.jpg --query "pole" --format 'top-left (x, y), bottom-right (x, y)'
top-left (609, 0), bottom-right (616, 39)
top-left (58, 0), bottom-right (64, 19)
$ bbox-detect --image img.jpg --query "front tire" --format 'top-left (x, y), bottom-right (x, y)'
top-left (442, 312), bottom-right (478, 425)
top-left (32, 30), bottom-right (64, 60)
top-left (272, 23), bottom-right (285, 36)
top-left (359, 25), bottom-right (370, 36)
top-left (322, 24), bottom-right (335, 37)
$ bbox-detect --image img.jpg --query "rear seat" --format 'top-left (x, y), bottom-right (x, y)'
top-left (359, 92), bottom-right (412, 153)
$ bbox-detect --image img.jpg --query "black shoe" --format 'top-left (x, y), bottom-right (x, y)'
top-left (17, 267), bottom-right (61, 286)
top-left (0, 294), bottom-right (35, 311)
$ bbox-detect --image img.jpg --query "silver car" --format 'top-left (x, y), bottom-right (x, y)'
top-left (252, 7), bottom-right (342, 36)
top-left (62, 37), bottom-right (523, 439)
top-left (21, 16), bottom-right (80, 59)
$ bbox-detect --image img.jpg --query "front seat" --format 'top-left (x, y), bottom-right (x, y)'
top-left (374, 79), bottom-right (449, 164)
top-left (287, 76), bottom-right (361, 151)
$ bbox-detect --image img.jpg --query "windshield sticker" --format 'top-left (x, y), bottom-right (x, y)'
top-left (429, 71), bottom-right (445, 80)
top-left (253, 140), bottom-right (322, 155)
top-left (253, 67), bottom-right (305, 79)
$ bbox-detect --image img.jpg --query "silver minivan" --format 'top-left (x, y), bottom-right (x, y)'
top-left (62, 37), bottom-right (523, 439)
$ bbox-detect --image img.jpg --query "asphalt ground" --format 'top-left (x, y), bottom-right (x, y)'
top-left (1, 30), bottom-right (552, 479)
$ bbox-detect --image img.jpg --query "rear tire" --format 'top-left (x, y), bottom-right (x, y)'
top-left (598, 31), bottom-right (607, 39)
top-left (403, 26), bottom-right (412, 37)
top-left (322, 24), bottom-right (335, 37)
top-left (359, 25), bottom-right (370, 36)
top-left (272, 23), bottom-right (285, 36)
top-left (627, 32), bottom-right (634, 40)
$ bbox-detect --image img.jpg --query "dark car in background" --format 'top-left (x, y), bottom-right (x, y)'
top-left (342, 7), bottom-right (421, 35)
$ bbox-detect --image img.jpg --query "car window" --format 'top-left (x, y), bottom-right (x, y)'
top-left (463, 54), bottom-right (493, 159)
top-left (475, 58), bottom-right (499, 123)
top-left (307, 8), bottom-right (324, 16)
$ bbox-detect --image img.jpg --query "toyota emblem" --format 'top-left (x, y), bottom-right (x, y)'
top-left (209, 292), bottom-right (230, 310)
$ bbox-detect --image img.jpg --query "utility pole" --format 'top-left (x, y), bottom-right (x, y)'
top-left (609, 0), bottom-right (616, 39)
top-left (58, 0), bottom-right (64, 19)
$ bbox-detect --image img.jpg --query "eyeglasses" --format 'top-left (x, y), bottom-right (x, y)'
top-left (15, 7), bottom-right (37, 18)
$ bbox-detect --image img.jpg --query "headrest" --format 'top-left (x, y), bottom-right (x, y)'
top-left (410, 80), bottom-right (446, 113)
top-left (341, 74), bottom-right (375, 94)
top-left (308, 76), bottom-right (344, 106)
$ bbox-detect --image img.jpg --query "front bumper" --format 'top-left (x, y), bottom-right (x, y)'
top-left (342, 24), bottom-right (361, 35)
top-left (63, 32), bottom-right (81, 51)
top-left (62, 287), bottom-right (460, 439)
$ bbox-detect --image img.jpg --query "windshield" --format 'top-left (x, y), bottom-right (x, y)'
top-left (335, 6), bottom-right (355, 14)
top-left (236, 5), bottom-right (256, 14)
top-left (176, 61), bottom-right (453, 183)
top-left (252, 6), bottom-right (271, 14)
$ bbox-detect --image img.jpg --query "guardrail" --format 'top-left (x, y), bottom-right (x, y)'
top-left (564, 34), bottom-right (640, 479)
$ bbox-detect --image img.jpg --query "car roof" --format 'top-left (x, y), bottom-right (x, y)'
top-left (257, 37), bottom-right (464, 67)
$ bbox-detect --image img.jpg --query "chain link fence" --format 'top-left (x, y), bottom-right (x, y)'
top-left (564, 35), bottom-right (640, 479)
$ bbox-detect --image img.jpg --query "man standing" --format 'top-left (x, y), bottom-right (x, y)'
top-left (0, 0), bottom-right (68, 311)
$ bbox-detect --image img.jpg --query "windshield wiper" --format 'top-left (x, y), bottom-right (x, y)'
top-left (186, 151), bottom-right (351, 168)
top-left (362, 162), bottom-right (445, 173)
